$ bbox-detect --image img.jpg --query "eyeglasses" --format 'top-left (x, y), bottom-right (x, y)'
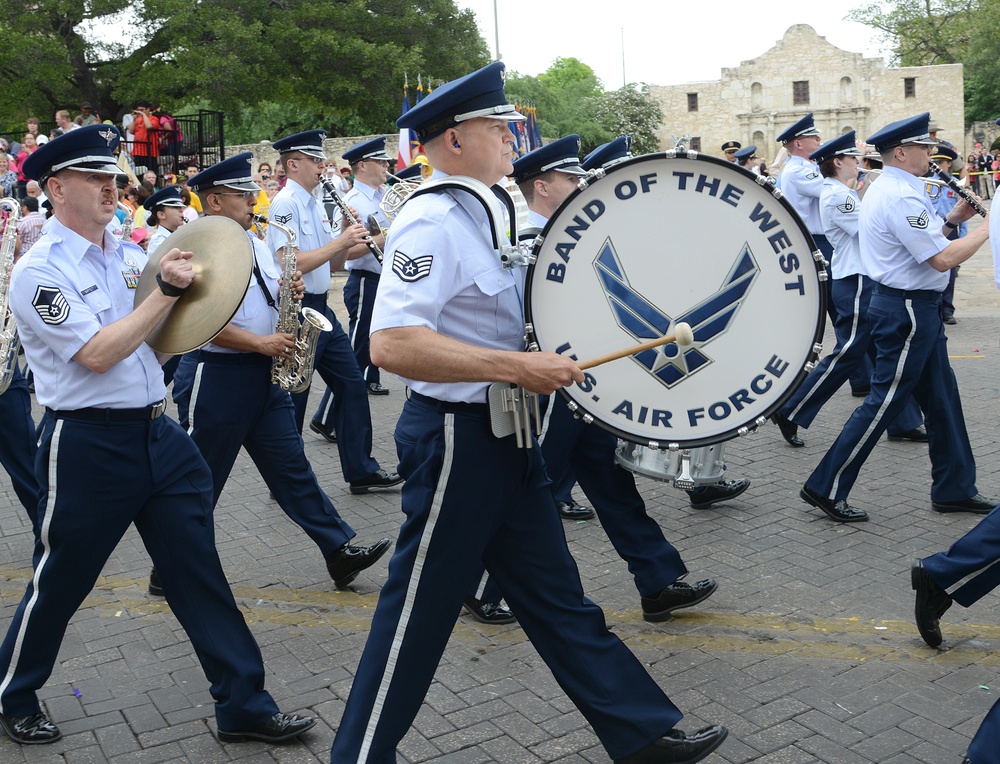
top-left (215, 190), bottom-right (257, 200)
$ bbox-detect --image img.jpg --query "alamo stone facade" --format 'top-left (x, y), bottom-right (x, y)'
top-left (648, 24), bottom-right (967, 163)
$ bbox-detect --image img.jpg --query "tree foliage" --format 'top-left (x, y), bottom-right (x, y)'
top-left (0, 0), bottom-right (489, 137)
top-left (847, 0), bottom-right (1000, 123)
top-left (586, 85), bottom-right (664, 157)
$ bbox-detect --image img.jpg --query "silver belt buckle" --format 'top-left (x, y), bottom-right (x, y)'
top-left (150, 400), bottom-right (166, 420)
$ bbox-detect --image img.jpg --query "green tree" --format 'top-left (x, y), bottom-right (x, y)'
top-left (508, 58), bottom-right (608, 148)
top-left (0, 0), bottom-right (489, 137)
top-left (587, 84), bottom-right (664, 157)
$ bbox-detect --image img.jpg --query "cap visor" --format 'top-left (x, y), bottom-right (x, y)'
top-left (221, 180), bottom-right (262, 192)
top-left (67, 162), bottom-right (122, 176)
top-left (557, 166), bottom-right (588, 176)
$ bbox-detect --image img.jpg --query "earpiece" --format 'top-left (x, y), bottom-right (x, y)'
top-left (453, 141), bottom-right (460, 148)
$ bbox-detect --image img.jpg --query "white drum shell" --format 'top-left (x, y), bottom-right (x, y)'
top-left (614, 442), bottom-right (725, 487)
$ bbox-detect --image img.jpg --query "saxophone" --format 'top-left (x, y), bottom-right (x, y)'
top-left (252, 214), bottom-right (332, 393)
top-left (0, 197), bottom-right (22, 394)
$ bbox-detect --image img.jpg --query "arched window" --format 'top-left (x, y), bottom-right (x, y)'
top-left (753, 131), bottom-right (765, 146)
top-left (840, 77), bottom-right (853, 102)
top-left (751, 82), bottom-right (763, 110)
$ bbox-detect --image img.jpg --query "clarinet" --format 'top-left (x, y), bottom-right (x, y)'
top-left (319, 177), bottom-right (384, 263)
top-left (929, 160), bottom-right (988, 218)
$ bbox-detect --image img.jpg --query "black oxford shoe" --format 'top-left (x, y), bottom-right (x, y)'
top-left (615, 725), bottom-right (728, 764)
top-left (772, 411), bottom-right (804, 447)
top-left (309, 420), bottom-right (337, 443)
top-left (800, 485), bottom-right (869, 522)
top-left (851, 386), bottom-right (870, 398)
top-left (0, 711), bottom-right (62, 744)
top-left (217, 711), bottom-right (316, 743)
top-left (912, 560), bottom-right (952, 648)
top-left (350, 468), bottom-right (403, 494)
top-left (148, 567), bottom-right (164, 597)
top-left (463, 596), bottom-right (516, 624)
top-left (642, 579), bottom-right (718, 622)
top-left (557, 500), bottom-right (595, 521)
top-left (366, 382), bottom-right (390, 395)
top-left (326, 538), bottom-right (392, 589)
top-left (687, 479), bottom-right (750, 509)
top-left (888, 426), bottom-right (929, 443)
top-left (932, 494), bottom-right (997, 515)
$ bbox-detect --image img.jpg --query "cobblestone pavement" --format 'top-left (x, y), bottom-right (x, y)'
top-left (2, 215), bottom-right (1000, 762)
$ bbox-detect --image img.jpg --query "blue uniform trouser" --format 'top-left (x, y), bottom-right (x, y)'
top-left (806, 286), bottom-right (977, 503)
top-left (942, 267), bottom-right (958, 316)
top-left (815, 235), bottom-right (869, 392)
top-left (540, 395), bottom-right (686, 599)
top-left (0, 365), bottom-right (39, 523)
top-left (329, 395), bottom-right (683, 763)
top-left (0, 411), bottom-right (278, 729)
top-left (187, 351), bottom-right (355, 556)
top-left (312, 386), bottom-right (335, 430)
top-left (170, 350), bottom-right (201, 429)
top-left (780, 275), bottom-right (921, 434)
top-left (922, 505), bottom-right (1000, 763)
top-left (292, 293), bottom-right (379, 483)
top-left (344, 270), bottom-right (381, 385)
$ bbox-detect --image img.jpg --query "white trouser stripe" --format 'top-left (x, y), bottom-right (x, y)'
top-left (946, 558), bottom-right (1000, 598)
top-left (349, 276), bottom-right (369, 351)
top-left (789, 277), bottom-right (865, 421)
top-left (829, 299), bottom-right (917, 499)
top-left (187, 361), bottom-right (205, 435)
top-left (356, 413), bottom-right (455, 763)
top-left (537, 395), bottom-right (557, 443)
top-left (0, 420), bottom-right (63, 708)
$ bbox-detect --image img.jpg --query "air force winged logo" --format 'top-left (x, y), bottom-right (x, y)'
top-left (392, 251), bottom-right (433, 282)
top-left (594, 239), bottom-right (759, 388)
top-left (273, 213), bottom-right (293, 225)
top-left (907, 210), bottom-right (929, 229)
top-left (836, 196), bottom-right (856, 214)
top-left (98, 128), bottom-right (116, 146)
top-left (32, 286), bottom-right (71, 325)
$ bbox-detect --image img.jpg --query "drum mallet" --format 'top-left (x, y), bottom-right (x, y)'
top-left (577, 322), bottom-right (694, 371)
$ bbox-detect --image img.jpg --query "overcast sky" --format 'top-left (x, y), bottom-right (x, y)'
top-left (454, 1), bottom-right (889, 88)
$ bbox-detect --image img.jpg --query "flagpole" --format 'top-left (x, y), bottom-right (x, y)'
top-left (493, 0), bottom-right (501, 60)
top-left (621, 27), bottom-right (626, 87)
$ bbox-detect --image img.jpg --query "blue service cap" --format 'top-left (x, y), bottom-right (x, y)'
top-left (511, 135), bottom-right (586, 184)
top-left (392, 164), bottom-right (424, 183)
top-left (581, 136), bottom-right (632, 172)
top-left (809, 131), bottom-right (862, 164)
top-left (187, 152), bottom-right (260, 193)
top-left (396, 61), bottom-right (525, 143)
top-left (142, 185), bottom-right (186, 211)
top-left (22, 124), bottom-right (121, 182)
top-left (721, 140), bottom-right (742, 153)
top-left (866, 113), bottom-right (937, 153)
top-left (734, 145), bottom-right (757, 160)
top-left (776, 113), bottom-right (821, 143)
top-left (931, 144), bottom-right (959, 162)
top-left (271, 129), bottom-right (327, 160)
top-left (343, 137), bottom-right (392, 164)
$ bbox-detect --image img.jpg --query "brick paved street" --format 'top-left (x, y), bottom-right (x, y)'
top-left (2, 215), bottom-right (1000, 762)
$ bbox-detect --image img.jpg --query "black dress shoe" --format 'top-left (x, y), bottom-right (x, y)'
top-left (326, 538), bottom-right (392, 589)
top-left (686, 479), bottom-right (750, 509)
top-left (641, 579), bottom-right (718, 622)
top-left (217, 711), bottom-right (316, 743)
top-left (912, 560), bottom-right (952, 648)
top-left (148, 567), bottom-right (163, 597)
top-left (0, 711), bottom-right (62, 744)
top-left (943, 313), bottom-right (957, 325)
top-left (932, 494), bottom-right (997, 514)
top-left (772, 411), bottom-right (804, 447)
top-left (557, 500), bottom-right (595, 520)
top-left (851, 386), bottom-right (870, 398)
top-left (615, 725), bottom-right (728, 764)
top-left (366, 382), bottom-right (390, 395)
top-left (888, 426), bottom-right (929, 443)
top-left (309, 420), bottom-right (337, 443)
top-left (800, 485), bottom-right (869, 522)
top-left (463, 596), bottom-right (517, 624)
top-left (349, 468), bottom-right (403, 494)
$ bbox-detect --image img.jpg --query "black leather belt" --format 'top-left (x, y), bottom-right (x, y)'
top-left (47, 399), bottom-right (167, 422)
top-left (409, 390), bottom-right (489, 414)
top-left (873, 285), bottom-right (941, 300)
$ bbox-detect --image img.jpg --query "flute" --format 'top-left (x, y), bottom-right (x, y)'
top-left (929, 160), bottom-right (988, 218)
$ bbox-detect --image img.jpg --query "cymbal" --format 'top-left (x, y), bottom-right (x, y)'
top-left (134, 216), bottom-right (254, 354)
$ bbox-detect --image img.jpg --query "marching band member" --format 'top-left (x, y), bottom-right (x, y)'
top-left (165, 154), bottom-right (391, 591)
top-left (513, 135), bottom-right (719, 622)
top-left (266, 129), bottom-right (402, 494)
top-left (143, 184), bottom-right (186, 253)
top-left (772, 131), bottom-right (925, 457)
top-left (328, 61), bottom-right (728, 764)
top-left (721, 140), bottom-right (741, 163)
top-left (0, 124), bottom-right (314, 746)
top-left (0, 367), bottom-right (38, 526)
top-left (928, 144), bottom-right (965, 325)
top-left (800, 113), bottom-right (995, 522)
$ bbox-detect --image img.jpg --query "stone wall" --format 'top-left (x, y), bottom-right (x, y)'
top-left (225, 134), bottom-right (401, 170)
top-left (650, 24), bottom-right (966, 163)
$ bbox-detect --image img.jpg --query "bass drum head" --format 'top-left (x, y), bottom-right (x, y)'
top-left (525, 151), bottom-right (825, 448)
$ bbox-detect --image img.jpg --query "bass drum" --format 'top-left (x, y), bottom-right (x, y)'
top-left (524, 151), bottom-right (826, 449)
